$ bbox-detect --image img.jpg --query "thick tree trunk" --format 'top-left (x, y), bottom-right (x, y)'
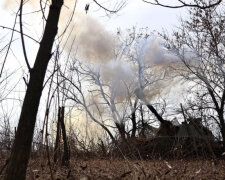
top-left (4, 1), bottom-right (63, 179)
top-left (60, 106), bottom-right (70, 166)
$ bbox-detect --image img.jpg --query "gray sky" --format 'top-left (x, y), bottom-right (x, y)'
top-left (0, 0), bottom-right (183, 32)
top-left (94, 0), bottom-right (183, 32)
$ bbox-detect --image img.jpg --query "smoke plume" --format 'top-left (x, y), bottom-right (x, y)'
top-left (3, 0), bottom-right (185, 105)
top-left (69, 14), bottom-right (115, 63)
top-left (3, 0), bottom-right (115, 63)
top-left (141, 38), bottom-right (179, 66)
top-left (101, 60), bottom-right (135, 101)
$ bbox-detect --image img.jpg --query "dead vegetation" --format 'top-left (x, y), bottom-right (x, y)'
top-left (1, 157), bottom-right (225, 179)
top-left (1, 134), bottom-right (224, 179)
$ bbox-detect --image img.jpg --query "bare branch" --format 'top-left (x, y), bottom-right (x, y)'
top-left (0, 26), bottom-right (39, 43)
top-left (93, 0), bottom-right (126, 13)
top-left (143, 0), bottom-right (222, 9)
top-left (19, 0), bottom-right (31, 71)
top-left (0, 10), bottom-right (19, 78)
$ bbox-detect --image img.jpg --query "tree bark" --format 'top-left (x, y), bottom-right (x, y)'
top-left (4, 1), bottom-right (63, 179)
top-left (131, 110), bottom-right (136, 138)
top-left (54, 107), bottom-right (62, 163)
top-left (218, 113), bottom-right (225, 150)
top-left (60, 106), bottom-right (70, 166)
top-left (208, 88), bottom-right (225, 149)
top-left (115, 123), bottom-right (126, 142)
top-left (131, 100), bottom-right (137, 138)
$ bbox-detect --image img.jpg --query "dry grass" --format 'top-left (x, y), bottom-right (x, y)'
top-left (16, 158), bottom-right (225, 179)
top-left (0, 154), bottom-right (225, 179)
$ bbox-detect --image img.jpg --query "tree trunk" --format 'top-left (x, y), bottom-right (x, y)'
top-left (115, 123), bottom-right (126, 142)
top-left (60, 106), bottom-right (70, 166)
top-left (218, 113), bottom-right (225, 150)
top-left (131, 100), bottom-right (137, 138)
top-left (131, 111), bottom-right (136, 138)
top-left (54, 107), bottom-right (62, 163)
top-left (4, 1), bottom-right (63, 179)
top-left (139, 105), bottom-right (146, 138)
top-left (208, 88), bottom-right (225, 150)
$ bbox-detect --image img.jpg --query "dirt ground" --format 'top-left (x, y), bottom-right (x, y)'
top-left (24, 158), bottom-right (225, 179)
top-left (1, 157), bottom-right (225, 179)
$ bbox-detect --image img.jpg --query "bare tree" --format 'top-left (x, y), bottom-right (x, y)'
top-left (60, 65), bottom-right (116, 142)
top-left (3, 0), bottom-right (125, 178)
top-left (162, 4), bottom-right (225, 149)
top-left (4, 1), bottom-right (64, 179)
top-left (61, 27), bottom-right (175, 144)
top-left (118, 28), bottom-right (176, 137)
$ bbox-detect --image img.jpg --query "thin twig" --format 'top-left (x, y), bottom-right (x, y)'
top-left (0, 10), bottom-right (19, 78)
top-left (93, 0), bottom-right (126, 13)
top-left (0, 26), bottom-right (39, 43)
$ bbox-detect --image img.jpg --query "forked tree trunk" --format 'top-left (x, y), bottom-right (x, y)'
top-left (4, 1), bottom-right (63, 179)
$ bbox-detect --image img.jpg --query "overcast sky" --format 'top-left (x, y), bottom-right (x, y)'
top-left (93, 0), bottom-right (183, 32)
top-left (0, 0), bottom-right (184, 33)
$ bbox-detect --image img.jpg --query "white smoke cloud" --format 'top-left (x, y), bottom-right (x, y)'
top-left (72, 14), bottom-right (115, 63)
top-left (101, 60), bottom-right (135, 100)
top-left (3, 0), bottom-right (185, 104)
top-left (142, 38), bottom-right (179, 65)
top-left (97, 37), bottom-right (183, 102)
top-left (3, 0), bottom-right (115, 64)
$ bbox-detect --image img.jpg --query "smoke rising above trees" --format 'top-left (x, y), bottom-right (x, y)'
top-left (70, 14), bottom-right (115, 63)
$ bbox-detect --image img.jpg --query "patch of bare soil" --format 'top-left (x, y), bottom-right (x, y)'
top-left (1, 158), bottom-right (225, 179)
